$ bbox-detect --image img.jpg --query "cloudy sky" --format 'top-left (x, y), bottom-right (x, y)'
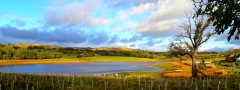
top-left (0, 0), bottom-right (239, 52)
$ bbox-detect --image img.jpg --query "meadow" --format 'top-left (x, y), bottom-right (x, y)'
top-left (59, 54), bottom-right (161, 62)
top-left (0, 72), bottom-right (240, 90)
top-left (77, 56), bottom-right (160, 62)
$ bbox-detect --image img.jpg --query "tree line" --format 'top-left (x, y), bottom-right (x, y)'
top-left (76, 50), bottom-right (161, 59)
top-left (0, 44), bottom-right (164, 60)
top-left (59, 47), bottom-right (163, 59)
top-left (0, 45), bottom-right (62, 60)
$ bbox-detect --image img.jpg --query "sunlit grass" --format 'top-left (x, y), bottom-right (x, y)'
top-left (152, 62), bottom-right (178, 70)
top-left (0, 60), bottom-right (9, 62)
top-left (119, 72), bottom-right (162, 76)
top-left (78, 56), bottom-right (160, 62)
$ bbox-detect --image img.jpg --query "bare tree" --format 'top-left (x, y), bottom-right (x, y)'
top-left (170, 15), bottom-right (215, 78)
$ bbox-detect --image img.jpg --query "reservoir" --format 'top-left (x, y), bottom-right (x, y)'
top-left (0, 62), bottom-right (164, 75)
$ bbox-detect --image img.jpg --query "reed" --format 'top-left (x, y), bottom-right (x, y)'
top-left (0, 72), bottom-right (240, 89)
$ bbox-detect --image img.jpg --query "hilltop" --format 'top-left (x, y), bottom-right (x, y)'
top-left (8, 43), bottom-right (62, 49)
top-left (2, 43), bottom-right (148, 52)
top-left (92, 47), bottom-right (141, 51)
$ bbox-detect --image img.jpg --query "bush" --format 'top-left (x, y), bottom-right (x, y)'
top-left (180, 55), bottom-right (190, 61)
top-left (236, 61), bottom-right (240, 68)
top-left (204, 56), bottom-right (211, 59)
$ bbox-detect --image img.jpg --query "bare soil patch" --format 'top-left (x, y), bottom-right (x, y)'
top-left (163, 62), bottom-right (219, 77)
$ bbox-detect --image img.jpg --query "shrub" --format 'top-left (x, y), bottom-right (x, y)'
top-left (180, 55), bottom-right (190, 61)
top-left (204, 56), bottom-right (211, 59)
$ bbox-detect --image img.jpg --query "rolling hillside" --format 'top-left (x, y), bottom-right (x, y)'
top-left (92, 47), bottom-right (141, 51)
top-left (11, 43), bottom-right (62, 49)
top-left (5, 43), bottom-right (147, 52)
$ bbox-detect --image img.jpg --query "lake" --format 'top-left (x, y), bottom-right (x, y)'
top-left (0, 62), bottom-right (164, 75)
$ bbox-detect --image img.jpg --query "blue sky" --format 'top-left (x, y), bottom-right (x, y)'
top-left (0, 0), bottom-right (239, 52)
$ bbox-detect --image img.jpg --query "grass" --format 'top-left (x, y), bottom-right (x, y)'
top-left (119, 71), bottom-right (162, 76)
top-left (153, 62), bottom-right (178, 70)
top-left (92, 47), bottom-right (137, 51)
top-left (0, 56), bottom-right (160, 65)
top-left (1, 72), bottom-right (240, 90)
top-left (78, 56), bottom-right (160, 62)
top-left (0, 60), bottom-right (9, 62)
top-left (212, 57), bottom-right (225, 61)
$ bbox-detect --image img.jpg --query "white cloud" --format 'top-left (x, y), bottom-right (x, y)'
top-left (116, 2), bottom-right (155, 21)
top-left (111, 21), bottom-right (137, 32)
top-left (134, 0), bottom-right (194, 37)
top-left (198, 46), bottom-right (227, 52)
top-left (131, 3), bottom-right (156, 15)
top-left (136, 19), bottom-right (180, 37)
top-left (44, 0), bottom-right (108, 27)
top-left (127, 43), bottom-right (169, 52)
top-left (150, 0), bottom-right (193, 21)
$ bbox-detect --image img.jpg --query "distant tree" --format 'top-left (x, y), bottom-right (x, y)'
top-left (193, 0), bottom-right (240, 40)
top-left (170, 15), bottom-right (215, 78)
top-left (2, 45), bottom-right (15, 60)
top-left (225, 48), bottom-right (240, 55)
top-left (7, 43), bottom-right (11, 45)
top-left (0, 47), bottom-right (2, 59)
top-left (27, 46), bottom-right (34, 50)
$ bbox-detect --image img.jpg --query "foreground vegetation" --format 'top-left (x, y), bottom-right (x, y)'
top-left (1, 72), bottom-right (240, 90)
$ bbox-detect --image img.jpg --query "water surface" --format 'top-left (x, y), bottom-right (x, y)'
top-left (0, 62), bottom-right (164, 75)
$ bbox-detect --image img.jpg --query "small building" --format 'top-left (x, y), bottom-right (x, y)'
top-left (226, 54), bottom-right (240, 62)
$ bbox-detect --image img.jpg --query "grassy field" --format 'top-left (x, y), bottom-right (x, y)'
top-left (0, 72), bottom-right (240, 90)
top-left (92, 47), bottom-right (138, 51)
top-left (78, 56), bottom-right (160, 62)
top-left (205, 57), bottom-right (225, 61)
top-left (0, 56), bottom-right (161, 66)
top-left (153, 62), bottom-right (178, 70)
top-left (119, 71), bottom-right (162, 76)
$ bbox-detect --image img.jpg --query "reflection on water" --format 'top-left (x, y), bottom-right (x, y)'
top-left (0, 62), bottom-right (164, 75)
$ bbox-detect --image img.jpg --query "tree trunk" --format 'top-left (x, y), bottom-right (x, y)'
top-left (191, 52), bottom-right (198, 78)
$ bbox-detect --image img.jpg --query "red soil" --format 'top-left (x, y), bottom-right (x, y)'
top-left (163, 62), bottom-right (219, 77)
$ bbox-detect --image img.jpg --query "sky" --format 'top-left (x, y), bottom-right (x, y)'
top-left (0, 0), bottom-right (239, 52)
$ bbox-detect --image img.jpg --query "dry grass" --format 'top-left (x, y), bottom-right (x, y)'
top-left (78, 56), bottom-right (160, 62)
top-left (92, 47), bottom-right (138, 51)
top-left (12, 43), bottom-right (61, 48)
